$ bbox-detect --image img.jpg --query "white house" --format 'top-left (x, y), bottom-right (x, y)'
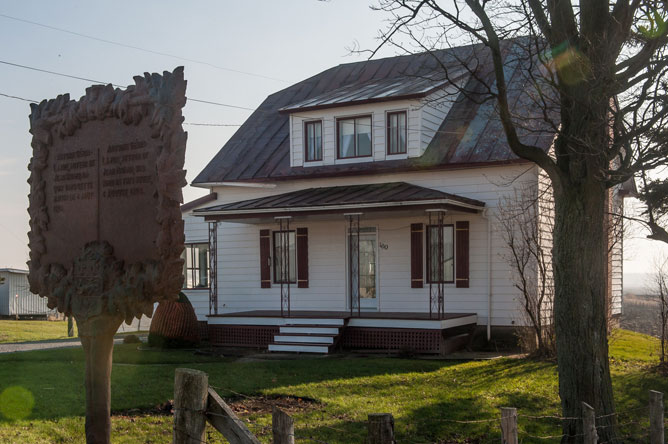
top-left (0, 268), bottom-right (54, 317)
top-left (181, 40), bottom-right (627, 354)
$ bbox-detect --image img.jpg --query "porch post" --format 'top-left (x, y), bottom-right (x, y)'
top-left (276, 216), bottom-right (292, 317)
top-left (208, 222), bottom-right (219, 315)
top-left (345, 213), bottom-right (362, 317)
top-left (427, 210), bottom-right (446, 320)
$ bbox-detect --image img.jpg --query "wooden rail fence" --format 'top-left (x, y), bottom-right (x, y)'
top-left (172, 368), bottom-right (666, 444)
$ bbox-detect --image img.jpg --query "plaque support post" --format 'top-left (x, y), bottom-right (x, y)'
top-left (78, 316), bottom-right (122, 444)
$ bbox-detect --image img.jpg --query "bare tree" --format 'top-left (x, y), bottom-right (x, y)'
top-left (370, 1), bottom-right (668, 441)
top-left (498, 184), bottom-right (556, 357)
top-left (648, 256), bottom-right (668, 368)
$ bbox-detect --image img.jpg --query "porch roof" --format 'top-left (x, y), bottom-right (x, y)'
top-left (194, 182), bottom-right (485, 221)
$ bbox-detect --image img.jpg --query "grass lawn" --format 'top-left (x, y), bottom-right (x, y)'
top-left (0, 320), bottom-right (72, 343)
top-left (0, 329), bottom-right (664, 443)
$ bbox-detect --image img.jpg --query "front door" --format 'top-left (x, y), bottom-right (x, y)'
top-left (347, 227), bottom-right (378, 311)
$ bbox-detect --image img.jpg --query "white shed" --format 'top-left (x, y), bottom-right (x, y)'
top-left (0, 268), bottom-right (53, 317)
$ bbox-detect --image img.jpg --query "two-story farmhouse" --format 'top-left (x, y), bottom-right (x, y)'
top-left (181, 40), bottom-right (626, 354)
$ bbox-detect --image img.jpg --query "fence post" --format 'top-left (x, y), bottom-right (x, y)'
top-left (650, 390), bottom-right (664, 444)
top-left (500, 407), bottom-right (517, 444)
top-left (273, 406), bottom-right (295, 444)
top-left (582, 402), bottom-right (597, 444)
top-left (367, 413), bottom-right (395, 444)
top-left (173, 368), bottom-right (208, 444)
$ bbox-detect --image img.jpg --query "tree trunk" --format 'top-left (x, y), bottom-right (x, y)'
top-left (553, 182), bottom-right (616, 443)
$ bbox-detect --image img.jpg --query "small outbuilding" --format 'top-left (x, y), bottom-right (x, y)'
top-left (0, 268), bottom-right (53, 317)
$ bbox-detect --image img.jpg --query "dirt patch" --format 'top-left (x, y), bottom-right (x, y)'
top-left (114, 395), bottom-right (319, 418)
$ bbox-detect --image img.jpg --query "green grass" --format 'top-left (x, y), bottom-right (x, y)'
top-left (0, 320), bottom-right (72, 343)
top-left (0, 329), bottom-right (664, 443)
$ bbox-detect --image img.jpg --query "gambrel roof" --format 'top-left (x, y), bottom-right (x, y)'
top-left (193, 39), bottom-right (552, 185)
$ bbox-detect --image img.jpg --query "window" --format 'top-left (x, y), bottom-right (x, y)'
top-left (182, 243), bottom-right (209, 289)
top-left (387, 111), bottom-right (407, 155)
top-left (427, 225), bottom-right (454, 283)
top-left (273, 231), bottom-right (296, 283)
top-left (304, 120), bottom-right (323, 162)
top-left (337, 115), bottom-right (372, 158)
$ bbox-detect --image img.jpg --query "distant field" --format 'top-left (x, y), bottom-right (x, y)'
top-left (0, 320), bottom-right (72, 344)
top-left (621, 293), bottom-right (662, 337)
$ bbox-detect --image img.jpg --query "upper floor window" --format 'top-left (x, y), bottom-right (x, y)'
top-left (273, 231), bottom-right (296, 283)
top-left (182, 243), bottom-right (209, 289)
top-left (427, 224), bottom-right (454, 283)
top-left (387, 111), bottom-right (407, 155)
top-left (304, 120), bottom-right (322, 162)
top-left (337, 115), bottom-right (372, 159)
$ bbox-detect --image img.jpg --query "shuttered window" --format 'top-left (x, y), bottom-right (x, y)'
top-left (455, 221), bottom-right (470, 288)
top-left (259, 229), bottom-right (271, 288)
top-left (426, 225), bottom-right (455, 284)
top-left (296, 228), bottom-right (309, 288)
top-left (273, 231), bottom-right (296, 284)
top-left (410, 223), bottom-right (424, 288)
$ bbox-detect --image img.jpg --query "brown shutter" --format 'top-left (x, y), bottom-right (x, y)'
top-left (410, 223), bottom-right (424, 288)
top-left (259, 229), bottom-right (271, 288)
top-left (296, 227), bottom-right (309, 288)
top-left (455, 221), bottom-right (469, 288)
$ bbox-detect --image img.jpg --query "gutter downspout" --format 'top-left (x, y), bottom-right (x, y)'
top-left (482, 208), bottom-right (493, 341)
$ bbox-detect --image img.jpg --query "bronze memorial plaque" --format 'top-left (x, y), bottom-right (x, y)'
top-left (26, 67), bottom-right (187, 444)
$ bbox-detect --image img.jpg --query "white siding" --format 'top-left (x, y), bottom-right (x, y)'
top-left (420, 84), bottom-right (461, 153)
top-left (184, 164), bottom-right (540, 326)
top-left (537, 167), bottom-right (555, 323)
top-left (0, 270), bottom-right (51, 316)
top-left (182, 212), bottom-right (211, 320)
top-left (610, 190), bottom-right (624, 315)
top-left (0, 276), bottom-right (8, 315)
top-left (289, 90), bottom-right (459, 167)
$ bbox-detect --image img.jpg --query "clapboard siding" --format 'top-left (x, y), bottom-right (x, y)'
top-left (420, 85), bottom-right (460, 153)
top-left (0, 270), bottom-right (52, 316)
top-left (610, 190), bottom-right (624, 315)
top-left (290, 98), bottom-right (434, 168)
top-left (183, 164), bottom-right (541, 326)
top-left (536, 167), bottom-right (555, 322)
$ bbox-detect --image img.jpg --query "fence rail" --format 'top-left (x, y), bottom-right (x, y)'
top-left (172, 368), bottom-right (666, 444)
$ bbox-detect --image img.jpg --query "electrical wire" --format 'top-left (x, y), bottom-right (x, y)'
top-left (0, 12), bottom-right (289, 83)
top-left (0, 58), bottom-right (555, 139)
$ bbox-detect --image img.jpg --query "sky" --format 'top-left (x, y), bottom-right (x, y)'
top-left (0, 0), bottom-right (665, 289)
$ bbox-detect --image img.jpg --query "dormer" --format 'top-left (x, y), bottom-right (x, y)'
top-left (279, 70), bottom-right (469, 168)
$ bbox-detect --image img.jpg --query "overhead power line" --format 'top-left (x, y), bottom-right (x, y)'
top-left (0, 12), bottom-right (289, 83)
top-left (0, 91), bottom-right (243, 127)
top-left (0, 59), bottom-right (257, 111)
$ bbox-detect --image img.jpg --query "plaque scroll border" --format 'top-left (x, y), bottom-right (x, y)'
top-left (26, 67), bottom-right (187, 324)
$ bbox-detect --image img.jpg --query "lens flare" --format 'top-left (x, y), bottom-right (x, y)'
top-left (0, 386), bottom-right (35, 421)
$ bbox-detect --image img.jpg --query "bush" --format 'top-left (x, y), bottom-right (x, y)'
top-left (122, 334), bottom-right (142, 344)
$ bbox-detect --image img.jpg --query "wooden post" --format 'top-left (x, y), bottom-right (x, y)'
top-left (500, 407), bottom-right (517, 444)
top-left (173, 368), bottom-right (208, 444)
top-left (77, 315), bottom-right (122, 444)
top-left (367, 413), bottom-right (395, 444)
top-left (206, 387), bottom-right (261, 444)
top-left (273, 406), bottom-right (295, 444)
top-left (582, 402), bottom-right (598, 444)
top-left (650, 390), bottom-right (664, 444)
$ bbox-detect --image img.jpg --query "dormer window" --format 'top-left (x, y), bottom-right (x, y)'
top-left (387, 111), bottom-right (407, 155)
top-left (304, 120), bottom-right (322, 162)
top-left (337, 115), bottom-right (372, 159)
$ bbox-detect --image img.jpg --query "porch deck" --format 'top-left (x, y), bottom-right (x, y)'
top-left (207, 310), bottom-right (477, 354)
top-left (208, 310), bottom-right (476, 329)
top-left (209, 310), bottom-right (474, 320)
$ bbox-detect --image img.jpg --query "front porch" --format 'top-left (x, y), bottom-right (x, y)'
top-left (208, 310), bottom-right (477, 354)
